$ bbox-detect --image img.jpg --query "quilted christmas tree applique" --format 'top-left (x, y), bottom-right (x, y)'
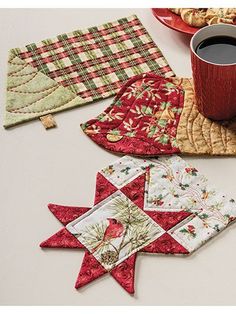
top-left (40, 155), bottom-right (236, 294)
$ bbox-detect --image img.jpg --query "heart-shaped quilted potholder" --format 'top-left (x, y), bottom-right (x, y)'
top-left (81, 73), bottom-right (186, 156)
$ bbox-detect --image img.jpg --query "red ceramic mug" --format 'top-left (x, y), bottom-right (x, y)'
top-left (190, 24), bottom-right (236, 120)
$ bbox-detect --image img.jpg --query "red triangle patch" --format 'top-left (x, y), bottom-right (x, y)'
top-left (40, 227), bottom-right (84, 248)
top-left (48, 203), bottom-right (91, 225)
top-left (110, 253), bottom-right (136, 294)
top-left (141, 233), bottom-right (189, 254)
top-left (94, 172), bottom-right (117, 205)
top-left (121, 173), bottom-right (146, 209)
top-left (145, 210), bottom-right (192, 231)
top-left (75, 251), bottom-right (107, 289)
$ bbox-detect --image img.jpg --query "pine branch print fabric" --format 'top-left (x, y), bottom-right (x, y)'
top-left (82, 73), bottom-right (236, 156)
top-left (82, 73), bottom-right (187, 155)
top-left (40, 155), bottom-right (236, 294)
top-left (4, 15), bottom-right (174, 128)
top-left (67, 191), bottom-right (164, 271)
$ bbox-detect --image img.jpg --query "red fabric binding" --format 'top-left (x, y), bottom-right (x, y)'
top-left (48, 203), bottom-right (91, 225)
top-left (111, 253), bottom-right (137, 294)
top-left (75, 251), bottom-right (107, 289)
top-left (40, 227), bottom-right (84, 248)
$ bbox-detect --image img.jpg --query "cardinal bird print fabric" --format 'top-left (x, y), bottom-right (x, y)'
top-left (67, 190), bottom-right (163, 271)
top-left (40, 155), bottom-right (236, 294)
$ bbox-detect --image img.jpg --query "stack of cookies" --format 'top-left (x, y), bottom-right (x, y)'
top-left (169, 8), bottom-right (236, 27)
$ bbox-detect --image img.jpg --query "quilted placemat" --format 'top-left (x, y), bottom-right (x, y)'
top-left (40, 155), bottom-right (236, 294)
top-left (4, 15), bottom-right (174, 128)
top-left (82, 73), bottom-right (236, 156)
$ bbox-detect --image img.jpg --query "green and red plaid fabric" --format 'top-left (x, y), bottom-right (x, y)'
top-left (12, 15), bottom-right (174, 102)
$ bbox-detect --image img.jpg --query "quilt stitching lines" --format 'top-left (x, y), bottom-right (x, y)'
top-left (40, 155), bottom-right (236, 293)
top-left (14, 15), bottom-right (174, 101)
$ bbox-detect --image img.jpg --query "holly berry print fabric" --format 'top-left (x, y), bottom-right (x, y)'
top-left (4, 15), bottom-right (174, 128)
top-left (82, 73), bottom-right (236, 156)
top-left (40, 155), bottom-right (236, 294)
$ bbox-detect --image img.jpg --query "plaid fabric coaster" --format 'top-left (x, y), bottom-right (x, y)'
top-left (5, 15), bottom-right (174, 128)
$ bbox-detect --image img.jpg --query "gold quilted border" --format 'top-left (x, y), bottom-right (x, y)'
top-left (176, 78), bottom-right (236, 155)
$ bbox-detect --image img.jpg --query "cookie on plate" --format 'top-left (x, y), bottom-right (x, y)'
top-left (205, 8), bottom-right (236, 25)
top-left (181, 8), bottom-right (207, 27)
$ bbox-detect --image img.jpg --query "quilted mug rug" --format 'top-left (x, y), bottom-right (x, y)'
top-left (82, 73), bottom-right (236, 156)
top-left (5, 15), bottom-right (174, 128)
top-left (41, 155), bottom-right (236, 294)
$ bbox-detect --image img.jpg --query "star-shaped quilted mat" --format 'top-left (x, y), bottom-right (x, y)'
top-left (40, 155), bottom-right (236, 294)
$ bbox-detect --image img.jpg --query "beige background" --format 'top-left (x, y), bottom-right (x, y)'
top-left (0, 8), bottom-right (236, 306)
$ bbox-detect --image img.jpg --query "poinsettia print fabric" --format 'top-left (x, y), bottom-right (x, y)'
top-left (41, 155), bottom-right (236, 294)
top-left (81, 73), bottom-right (184, 156)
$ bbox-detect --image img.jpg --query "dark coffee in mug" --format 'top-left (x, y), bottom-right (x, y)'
top-left (195, 35), bottom-right (236, 64)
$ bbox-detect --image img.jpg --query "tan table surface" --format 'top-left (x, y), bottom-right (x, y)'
top-left (0, 8), bottom-right (236, 306)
